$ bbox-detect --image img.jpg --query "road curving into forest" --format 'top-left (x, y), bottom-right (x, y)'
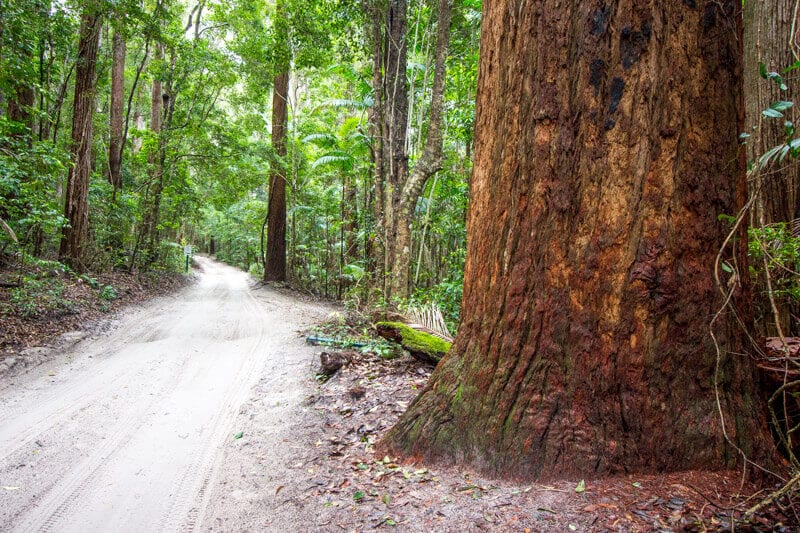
top-left (0, 256), bottom-right (329, 532)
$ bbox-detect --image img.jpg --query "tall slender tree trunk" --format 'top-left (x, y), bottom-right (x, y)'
top-left (385, 0), bottom-right (775, 479)
top-left (109, 28), bottom-right (126, 194)
top-left (35, 0), bottom-right (54, 142)
top-left (130, 43), bottom-right (165, 270)
top-left (59, 8), bottom-right (102, 269)
top-left (263, 0), bottom-right (289, 282)
top-left (381, 0), bottom-right (409, 300)
top-left (387, 0), bottom-right (451, 299)
top-left (264, 69), bottom-right (289, 281)
top-left (369, 0), bottom-right (451, 301)
top-left (743, 0), bottom-right (800, 336)
top-left (51, 59), bottom-right (75, 144)
top-left (366, 0), bottom-right (386, 294)
top-left (143, 46), bottom-right (164, 265)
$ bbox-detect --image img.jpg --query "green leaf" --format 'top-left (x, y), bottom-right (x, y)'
top-left (575, 479), bottom-right (586, 493)
top-left (783, 60), bottom-right (800, 74)
top-left (233, 431), bottom-right (244, 439)
top-left (763, 108), bottom-right (784, 119)
top-left (311, 153), bottom-right (352, 169)
top-left (760, 62), bottom-right (768, 79)
top-left (721, 262), bottom-right (733, 274)
top-left (760, 144), bottom-right (784, 167)
top-left (353, 490), bottom-right (365, 501)
top-left (771, 101), bottom-right (794, 112)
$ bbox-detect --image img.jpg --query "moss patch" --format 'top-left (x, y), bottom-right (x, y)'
top-left (375, 321), bottom-right (451, 364)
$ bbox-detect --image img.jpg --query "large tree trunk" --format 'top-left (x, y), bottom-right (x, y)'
top-left (384, 0), bottom-right (775, 479)
top-left (109, 28), bottom-right (126, 193)
top-left (744, 0), bottom-right (800, 225)
top-left (743, 1), bottom-right (800, 336)
top-left (59, 8), bottom-right (102, 269)
top-left (264, 68), bottom-right (289, 282)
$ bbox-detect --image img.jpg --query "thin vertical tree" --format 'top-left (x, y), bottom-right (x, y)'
top-left (109, 24), bottom-right (126, 195)
top-left (264, 0), bottom-right (289, 282)
top-left (59, 5), bottom-right (103, 268)
top-left (368, 0), bottom-right (452, 300)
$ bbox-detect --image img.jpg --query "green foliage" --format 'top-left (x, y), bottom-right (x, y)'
top-left (6, 264), bottom-right (74, 318)
top-left (748, 223), bottom-right (800, 300)
top-left (0, 117), bottom-right (70, 255)
top-left (0, 0), bottom-right (476, 330)
top-left (99, 285), bottom-right (119, 301)
top-left (752, 63), bottom-right (800, 169)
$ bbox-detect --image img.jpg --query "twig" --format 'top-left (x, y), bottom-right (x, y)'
top-left (743, 470), bottom-right (800, 520)
top-left (686, 483), bottom-right (730, 512)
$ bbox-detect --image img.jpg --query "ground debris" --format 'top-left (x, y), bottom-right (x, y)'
top-left (319, 350), bottom-right (354, 377)
top-left (282, 320), bottom-right (797, 531)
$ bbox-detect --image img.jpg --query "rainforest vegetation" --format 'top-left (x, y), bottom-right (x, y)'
top-left (4, 0), bottom-right (800, 501)
top-left (0, 0), bottom-right (477, 328)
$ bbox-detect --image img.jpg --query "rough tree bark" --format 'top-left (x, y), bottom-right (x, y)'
top-left (264, 69), bottom-right (289, 282)
top-left (263, 0), bottom-right (289, 282)
top-left (743, 0), bottom-right (800, 336)
top-left (744, 0), bottom-right (800, 225)
top-left (59, 8), bottom-right (102, 269)
top-left (109, 28), bottom-right (126, 193)
top-left (384, 0), bottom-right (775, 479)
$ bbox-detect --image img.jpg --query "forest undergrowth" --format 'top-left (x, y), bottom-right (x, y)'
top-left (303, 312), bottom-right (796, 531)
top-left (0, 255), bottom-right (190, 358)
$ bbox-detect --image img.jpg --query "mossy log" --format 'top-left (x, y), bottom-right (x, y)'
top-left (375, 321), bottom-right (451, 365)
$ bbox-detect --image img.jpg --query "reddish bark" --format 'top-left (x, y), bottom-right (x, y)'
top-left (264, 69), bottom-right (289, 282)
top-left (384, 0), bottom-right (776, 479)
top-left (59, 8), bottom-right (102, 269)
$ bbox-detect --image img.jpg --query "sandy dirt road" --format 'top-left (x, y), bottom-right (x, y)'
top-left (0, 256), bottom-right (329, 532)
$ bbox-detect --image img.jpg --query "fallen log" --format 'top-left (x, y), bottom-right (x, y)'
top-left (375, 321), bottom-right (451, 365)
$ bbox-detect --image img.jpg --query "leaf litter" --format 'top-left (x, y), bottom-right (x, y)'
top-left (204, 310), bottom-right (796, 531)
top-left (285, 315), bottom-right (795, 531)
